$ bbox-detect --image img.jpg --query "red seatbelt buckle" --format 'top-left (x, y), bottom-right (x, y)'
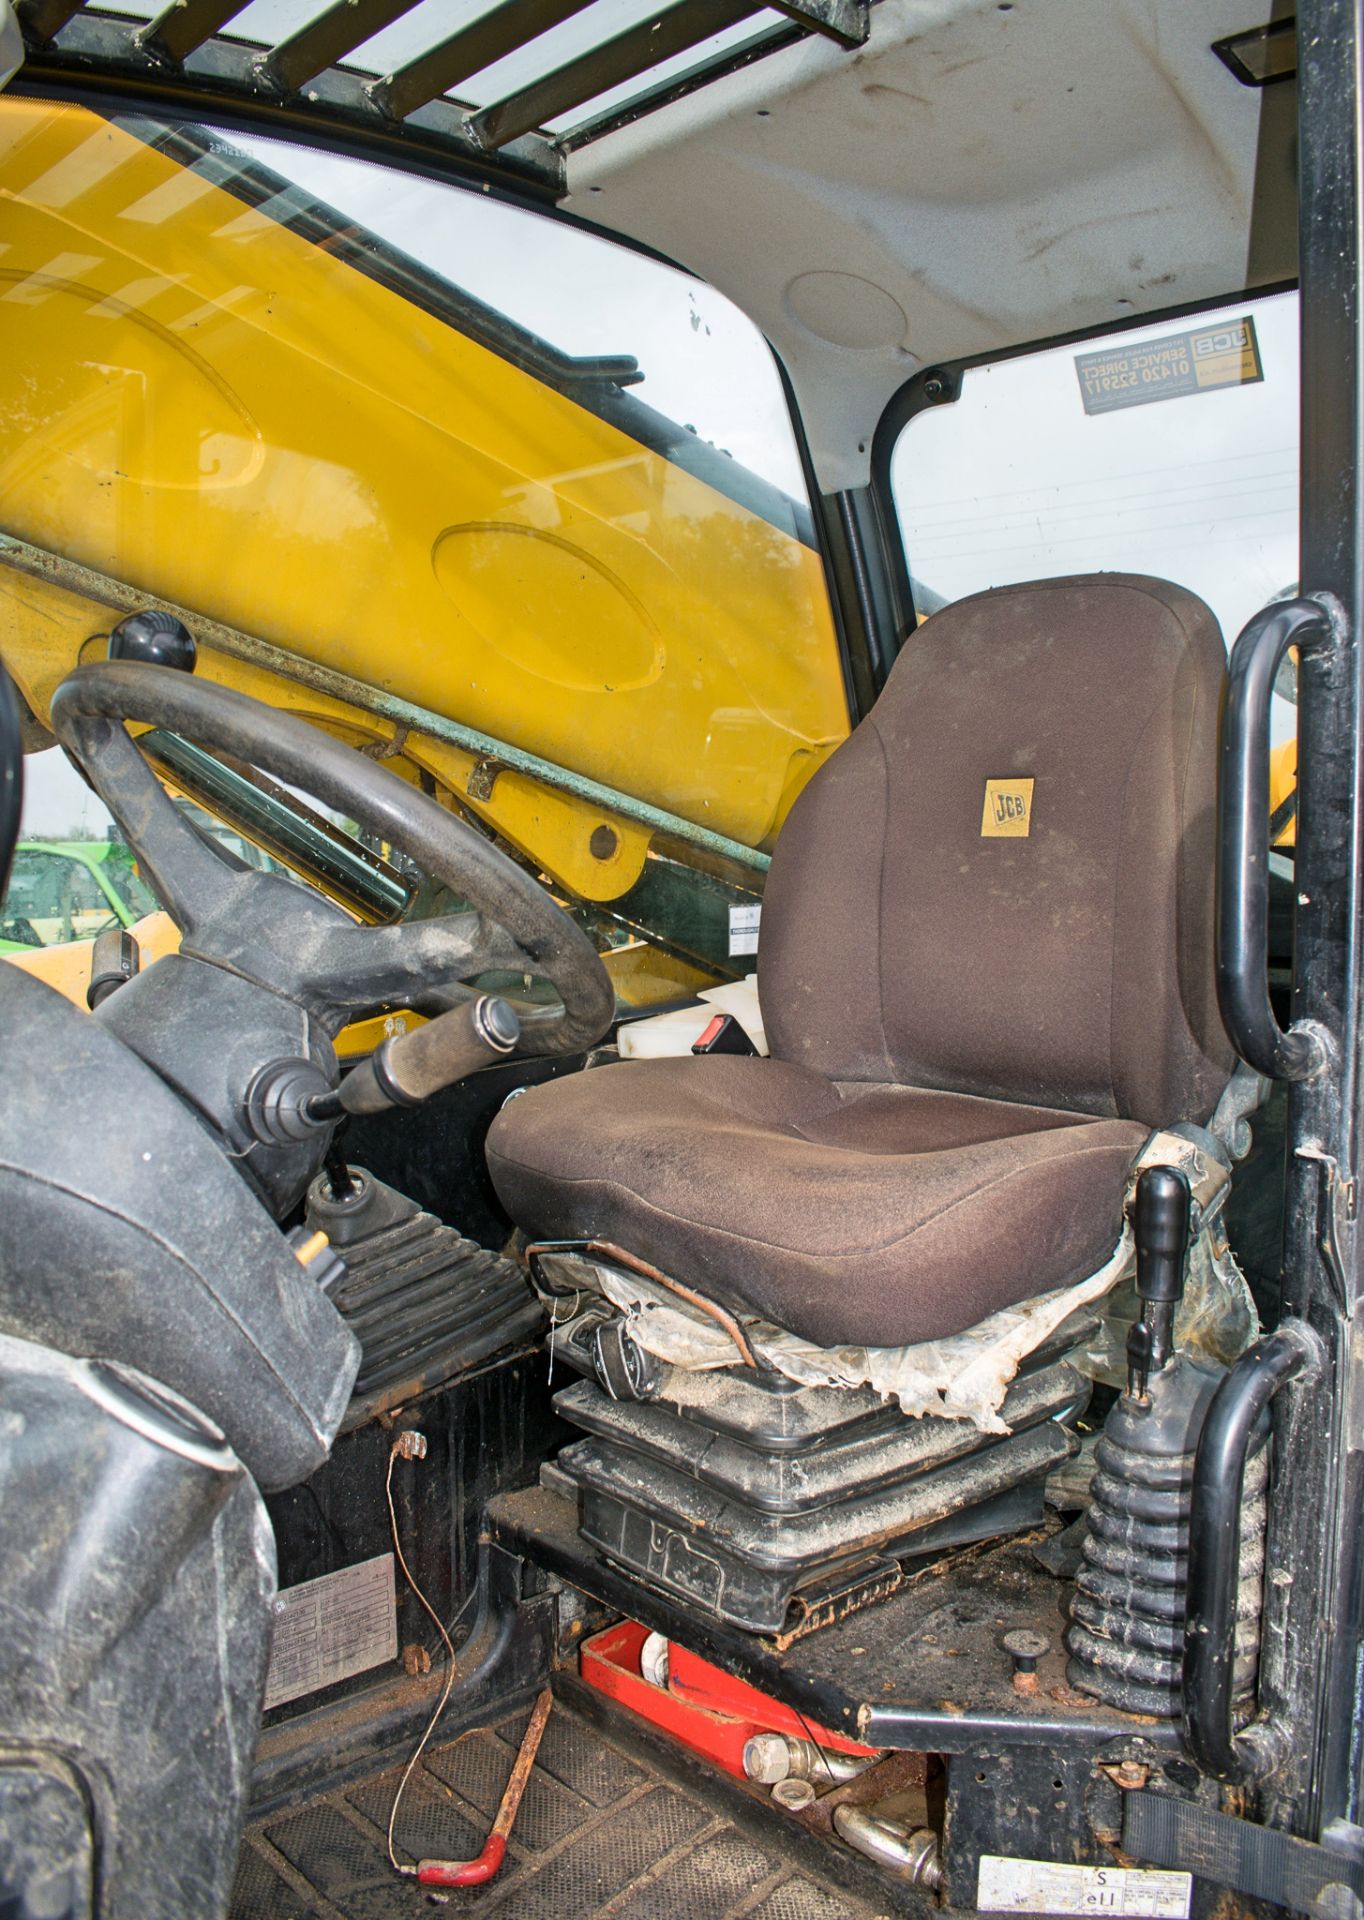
top-left (691, 1013), bottom-right (758, 1057)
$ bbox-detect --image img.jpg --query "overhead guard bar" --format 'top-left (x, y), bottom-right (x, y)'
top-left (470, 0), bottom-right (868, 152)
top-left (15, 0), bottom-right (81, 45)
top-left (1216, 595), bottom-right (1336, 1081)
top-left (138, 0), bottom-right (252, 64)
top-left (471, 0), bottom-right (762, 152)
top-left (14, 0), bottom-right (867, 182)
top-left (370, 0), bottom-right (597, 124)
top-left (261, 0), bottom-right (421, 97)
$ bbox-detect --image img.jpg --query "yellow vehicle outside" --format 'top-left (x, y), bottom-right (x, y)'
top-left (0, 102), bottom-right (848, 922)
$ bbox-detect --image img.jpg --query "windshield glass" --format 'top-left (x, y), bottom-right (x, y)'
top-left (0, 99), bottom-right (847, 1011)
top-left (226, 127), bottom-right (809, 502)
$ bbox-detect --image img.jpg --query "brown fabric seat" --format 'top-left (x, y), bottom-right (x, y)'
top-left (487, 574), bottom-right (1233, 1350)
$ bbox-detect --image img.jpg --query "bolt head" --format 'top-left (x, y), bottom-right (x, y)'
top-left (744, 1733), bottom-right (792, 1784)
top-left (1002, 1629), bottom-right (1051, 1662)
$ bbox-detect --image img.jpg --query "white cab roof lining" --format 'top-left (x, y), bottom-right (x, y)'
top-left (564, 0), bottom-right (1281, 491)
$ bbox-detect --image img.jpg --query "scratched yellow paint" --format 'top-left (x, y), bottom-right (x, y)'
top-left (0, 100), bottom-right (847, 874)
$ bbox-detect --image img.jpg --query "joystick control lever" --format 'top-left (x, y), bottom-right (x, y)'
top-left (1126, 1165), bottom-right (1192, 1401)
top-left (243, 994), bottom-right (521, 1147)
top-left (331, 993), bottom-right (520, 1116)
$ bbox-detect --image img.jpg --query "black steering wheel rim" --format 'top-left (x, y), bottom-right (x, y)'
top-left (49, 662), bottom-right (614, 1055)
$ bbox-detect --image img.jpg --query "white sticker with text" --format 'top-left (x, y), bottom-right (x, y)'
top-left (977, 1856), bottom-right (1192, 1919)
top-left (728, 903), bottom-right (761, 956)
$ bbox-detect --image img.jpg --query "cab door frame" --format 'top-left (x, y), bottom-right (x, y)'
top-left (1256, 0), bottom-right (1364, 1846)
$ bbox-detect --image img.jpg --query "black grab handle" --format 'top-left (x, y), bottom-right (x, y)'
top-left (1182, 1321), bottom-right (1319, 1782)
top-left (1217, 597), bottom-right (1333, 1081)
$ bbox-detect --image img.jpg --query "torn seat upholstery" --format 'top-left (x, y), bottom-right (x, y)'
top-left (487, 574), bottom-right (1233, 1351)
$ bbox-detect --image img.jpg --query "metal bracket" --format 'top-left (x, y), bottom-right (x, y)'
top-left (771, 1), bottom-right (870, 48)
top-left (357, 722), bottom-right (410, 762)
top-left (467, 757), bottom-right (507, 802)
top-left (1297, 1144), bottom-right (1355, 1309)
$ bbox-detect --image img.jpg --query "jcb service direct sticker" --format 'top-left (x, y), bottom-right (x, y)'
top-left (1075, 317), bottom-right (1262, 415)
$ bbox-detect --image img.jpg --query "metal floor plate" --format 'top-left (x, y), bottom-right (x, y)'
top-left (232, 1700), bottom-right (893, 1920)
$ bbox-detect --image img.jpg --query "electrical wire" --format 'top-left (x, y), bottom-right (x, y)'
top-left (790, 1702), bottom-right (840, 1786)
top-left (384, 1438), bottom-right (462, 1874)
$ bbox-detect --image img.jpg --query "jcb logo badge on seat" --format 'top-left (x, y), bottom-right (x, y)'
top-left (981, 777), bottom-right (1035, 838)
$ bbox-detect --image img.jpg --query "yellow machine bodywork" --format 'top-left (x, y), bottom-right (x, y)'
top-left (0, 101), bottom-right (847, 908)
top-left (1271, 737), bottom-right (1297, 846)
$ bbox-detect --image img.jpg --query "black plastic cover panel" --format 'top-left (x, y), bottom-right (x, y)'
top-left (0, 964), bottom-right (359, 1489)
top-left (0, 1331), bottom-right (275, 1920)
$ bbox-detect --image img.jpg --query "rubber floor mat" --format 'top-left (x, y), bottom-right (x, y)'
top-left (232, 1699), bottom-right (893, 1920)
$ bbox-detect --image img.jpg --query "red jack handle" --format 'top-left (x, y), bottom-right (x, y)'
top-left (413, 1688), bottom-right (554, 1889)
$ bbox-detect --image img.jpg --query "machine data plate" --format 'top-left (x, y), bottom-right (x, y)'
top-left (263, 1552), bottom-right (397, 1709)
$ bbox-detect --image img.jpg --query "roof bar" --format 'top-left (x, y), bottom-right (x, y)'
top-left (371, 0), bottom-right (599, 124)
top-left (470, 0), bottom-right (761, 151)
top-left (138, 0), bottom-right (257, 66)
top-left (15, 0), bottom-right (83, 45)
top-left (260, 0), bottom-right (424, 96)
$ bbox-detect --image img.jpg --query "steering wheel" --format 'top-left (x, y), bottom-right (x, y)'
top-left (49, 662), bottom-right (615, 1053)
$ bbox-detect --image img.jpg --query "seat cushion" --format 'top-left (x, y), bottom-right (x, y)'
top-left (486, 1056), bottom-right (1148, 1349)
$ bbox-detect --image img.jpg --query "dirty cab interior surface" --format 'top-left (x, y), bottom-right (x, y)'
top-left (1, 3), bottom-right (1361, 1920)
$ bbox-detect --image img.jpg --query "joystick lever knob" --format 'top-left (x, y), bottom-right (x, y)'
top-left (1127, 1165), bottom-right (1192, 1399)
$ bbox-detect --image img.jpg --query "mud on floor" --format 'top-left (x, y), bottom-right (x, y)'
top-left (232, 1699), bottom-right (893, 1920)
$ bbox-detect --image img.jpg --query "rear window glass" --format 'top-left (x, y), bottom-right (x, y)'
top-left (887, 289), bottom-right (1299, 653)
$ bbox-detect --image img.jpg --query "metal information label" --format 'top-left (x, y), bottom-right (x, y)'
top-left (1074, 316), bottom-right (1262, 415)
top-left (263, 1552), bottom-right (398, 1709)
top-left (978, 1855), bottom-right (1193, 1918)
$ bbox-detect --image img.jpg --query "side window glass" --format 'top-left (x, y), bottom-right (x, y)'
top-left (887, 291), bottom-right (1299, 754)
top-left (889, 291), bottom-right (1298, 639)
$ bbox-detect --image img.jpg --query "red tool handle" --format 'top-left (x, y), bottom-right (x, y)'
top-left (414, 1687), bottom-right (553, 1889)
top-left (417, 1833), bottom-right (507, 1888)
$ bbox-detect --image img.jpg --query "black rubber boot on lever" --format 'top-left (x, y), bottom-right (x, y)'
top-left (1063, 1164), bottom-right (1267, 1716)
top-left (46, 658), bottom-right (613, 1220)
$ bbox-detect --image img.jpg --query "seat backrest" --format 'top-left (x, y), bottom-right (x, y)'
top-left (758, 573), bottom-right (1232, 1126)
